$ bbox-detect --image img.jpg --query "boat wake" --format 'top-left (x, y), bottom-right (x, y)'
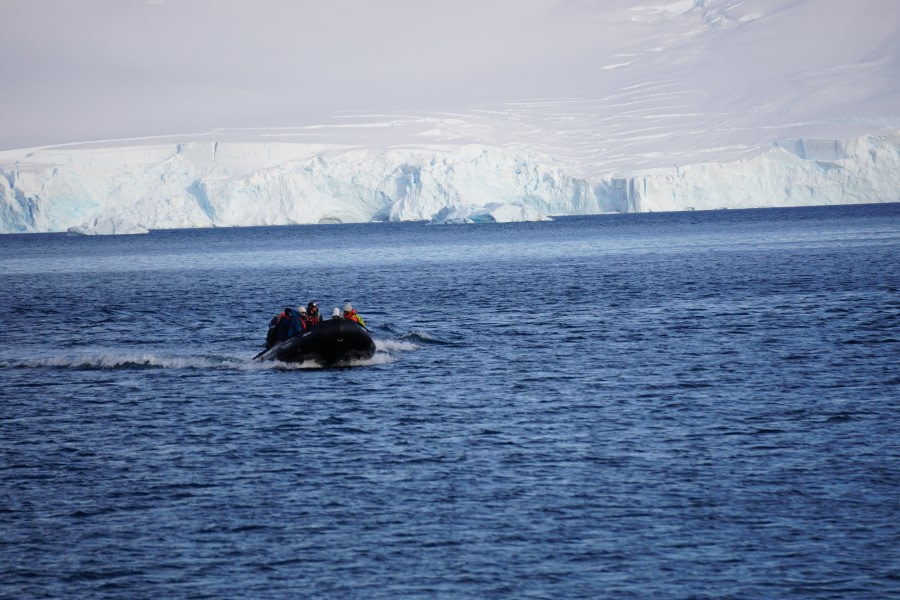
top-left (377, 339), bottom-right (420, 353)
top-left (0, 336), bottom-right (419, 372)
top-left (379, 324), bottom-right (451, 346)
top-left (2, 352), bottom-right (283, 371)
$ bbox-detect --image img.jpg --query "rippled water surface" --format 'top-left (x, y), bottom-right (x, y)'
top-left (2, 205), bottom-right (899, 598)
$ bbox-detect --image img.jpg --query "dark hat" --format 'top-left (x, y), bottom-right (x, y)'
top-left (284, 307), bottom-right (293, 315)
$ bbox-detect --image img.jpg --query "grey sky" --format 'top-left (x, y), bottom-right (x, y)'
top-left (2, 0), bottom-right (899, 150)
top-left (3, 0), bottom-right (607, 148)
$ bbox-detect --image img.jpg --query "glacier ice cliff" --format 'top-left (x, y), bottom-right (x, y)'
top-left (0, 133), bottom-right (898, 234)
top-left (619, 136), bottom-right (900, 212)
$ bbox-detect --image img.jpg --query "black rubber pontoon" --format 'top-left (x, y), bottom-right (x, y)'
top-left (257, 319), bottom-right (376, 365)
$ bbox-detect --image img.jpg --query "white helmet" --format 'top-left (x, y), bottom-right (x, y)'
top-left (333, 307), bottom-right (341, 317)
top-left (344, 303), bottom-right (353, 312)
top-left (298, 306), bottom-right (307, 314)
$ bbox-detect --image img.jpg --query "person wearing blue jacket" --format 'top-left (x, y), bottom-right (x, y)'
top-left (276, 307), bottom-right (293, 342)
top-left (288, 306), bottom-right (307, 338)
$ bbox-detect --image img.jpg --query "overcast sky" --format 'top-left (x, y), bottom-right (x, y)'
top-left (3, 0), bottom-right (608, 147)
top-left (3, 0), bottom-right (899, 150)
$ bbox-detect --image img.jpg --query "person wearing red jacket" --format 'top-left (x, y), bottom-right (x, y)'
top-left (306, 301), bottom-right (320, 327)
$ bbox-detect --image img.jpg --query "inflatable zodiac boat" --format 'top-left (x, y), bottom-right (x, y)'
top-left (256, 319), bottom-right (376, 365)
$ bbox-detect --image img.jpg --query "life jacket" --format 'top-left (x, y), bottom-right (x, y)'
top-left (288, 312), bottom-right (308, 338)
top-left (276, 312), bottom-right (293, 341)
top-left (345, 310), bottom-right (365, 327)
top-left (307, 314), bottom-right (319, 327)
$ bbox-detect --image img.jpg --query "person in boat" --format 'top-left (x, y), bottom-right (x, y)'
top-left (288, 305), bottom-right (307, 338)
top-left (331, 307), bottom-right (341, 320)
top-left (265, 313), bottom-right (281, 349)
top-left (343, 303), bottom-right (365, 327)
top-left (276, 307), bottom-right (294, 342)
top-left (306, 302), bottom-right (320, 327)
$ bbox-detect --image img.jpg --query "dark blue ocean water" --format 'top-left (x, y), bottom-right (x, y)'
top-left (1, 204), bottom-right (899, 599)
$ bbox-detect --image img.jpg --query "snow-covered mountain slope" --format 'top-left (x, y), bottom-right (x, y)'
top-left (1, 0), bottom-right (898, 232)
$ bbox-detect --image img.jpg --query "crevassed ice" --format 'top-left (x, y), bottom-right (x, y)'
top-left (0, 133), bottom-right (898, 234)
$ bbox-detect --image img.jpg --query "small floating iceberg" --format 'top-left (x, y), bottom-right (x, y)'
top-left (430, 202), bottom-right (552, 224)
top-left (67, 217), bottom-right (149, 236)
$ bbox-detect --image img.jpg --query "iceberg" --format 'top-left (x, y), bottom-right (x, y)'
top-left (66, 216), bottom-right (149, 236)
top-left (430, 203), bottom-right (552, 225)
top-left (0, 133), bottom-right (897, 234)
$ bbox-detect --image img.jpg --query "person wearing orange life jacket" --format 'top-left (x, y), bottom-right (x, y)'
top-left (343, 303), bottom-right (365, 327)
